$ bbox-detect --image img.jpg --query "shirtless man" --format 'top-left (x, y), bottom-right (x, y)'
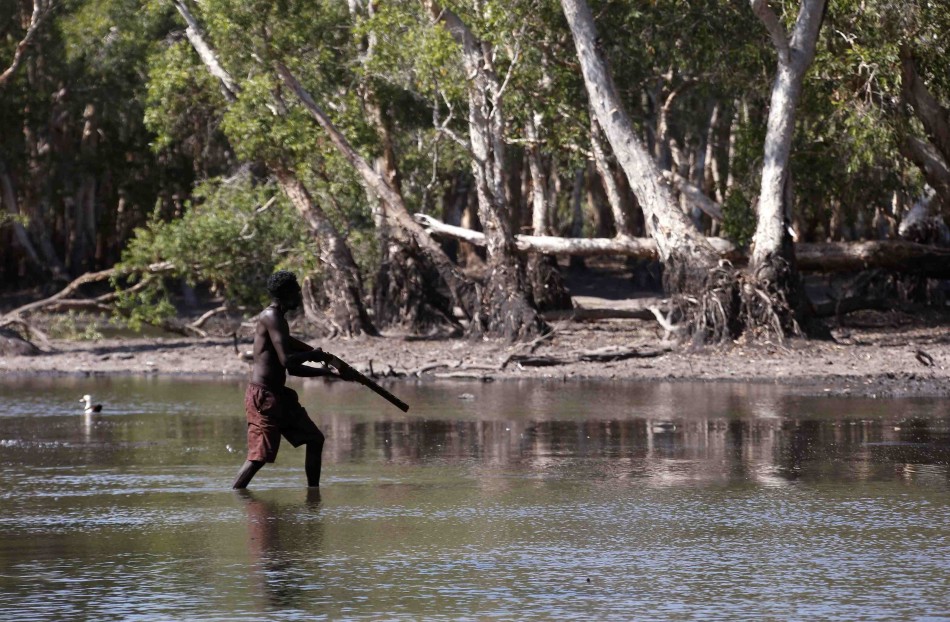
top-left (232, 270), bottom-right (354, 489)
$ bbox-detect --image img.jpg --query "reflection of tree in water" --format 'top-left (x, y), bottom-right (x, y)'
top-left (238, 490), bottom-right (324, 610)
top-left (324, 409), bottom-right (950, 485)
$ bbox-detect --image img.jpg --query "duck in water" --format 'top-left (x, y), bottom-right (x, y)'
top-left (80, 394), bottom-right (102, 414)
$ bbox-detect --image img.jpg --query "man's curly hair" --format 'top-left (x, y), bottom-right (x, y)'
top-left (266, 270), bottom-right (299, 299)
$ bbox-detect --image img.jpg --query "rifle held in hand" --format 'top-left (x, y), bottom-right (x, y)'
top-left (311, 350), bottom-right (409, 412)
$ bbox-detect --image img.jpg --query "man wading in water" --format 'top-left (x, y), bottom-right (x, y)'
top-left (233, 270), bottom-right (355, 489)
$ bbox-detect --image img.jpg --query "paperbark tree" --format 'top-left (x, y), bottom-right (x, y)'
top-left (561, 0), bottom-right (739, 342)
top-left (524, 110), bottom-right (572, 311)
top-left (424, 1), bottom-right (548, 341)
top-left (172, 0), bottom-right (377, 337)
top-left (0, 157), bottom-right (42, 271)
top-left (900, 46), bottom-right (950, 211)
top-left (563, 0), bottom-right (833, 343)
top-left (747, 0), bottom-right (827, 335)
top-left (0, 0), bottom-right (54, 88)
top-left (273, 62), bottom-right (480, 332)
top-left (589, 113), bottom-right (632, 237)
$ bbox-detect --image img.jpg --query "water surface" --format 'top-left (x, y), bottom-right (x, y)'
top-left (1, 377), bottom-right (948, 620)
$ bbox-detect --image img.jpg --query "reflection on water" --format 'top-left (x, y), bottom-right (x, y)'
top-left (0, 376), bottom-right (948, 620)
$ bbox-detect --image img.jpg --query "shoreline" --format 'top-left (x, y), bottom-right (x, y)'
top-left (2, 314), bottom-right (948, 398)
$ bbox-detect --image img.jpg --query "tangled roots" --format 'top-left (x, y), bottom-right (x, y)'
top-left (738, 257), bottom-right (802, 342)
top-left (667, 257), bottom-right (802, 347)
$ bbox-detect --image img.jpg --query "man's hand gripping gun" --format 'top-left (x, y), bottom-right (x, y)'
top-left (306, 349), bottom-right (409, 413)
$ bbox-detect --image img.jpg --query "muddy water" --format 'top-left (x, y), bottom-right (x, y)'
top-left (1, 376), bottom-right (948, 620)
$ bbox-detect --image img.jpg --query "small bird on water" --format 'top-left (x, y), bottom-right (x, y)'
top-left (80, 394), bottom-right (102, 414)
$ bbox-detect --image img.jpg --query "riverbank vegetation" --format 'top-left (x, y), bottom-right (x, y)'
top-left (1, 0), bottom-right (948, 349)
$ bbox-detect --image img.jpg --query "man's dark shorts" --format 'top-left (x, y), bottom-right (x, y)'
top-left (245, 383), bottom-right (324, 463)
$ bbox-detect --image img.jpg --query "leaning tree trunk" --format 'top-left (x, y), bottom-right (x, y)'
top-left (349, 1), bottom-right (454, 333)
top-left (362, 77), bottom-right (462, 331)
top-left (561, 0), bottom-right (720, 283)
top-left (561, 0), bottom-right (738, 342)
top-left (900, 47), bottom-right (950, 212)
top-left (174, 1), bottom-right (376, 336)
top-left (275, 171), bottom-right (378, 337)
top-left (0, 0), bottom-right (54, 89)
top-left (273, 61), bottom-right (480, 331)
top-left (426, 2), bottom-right (548, 341)
top-left (748, 0), bottom-right (827, 338)
top-left (0, 157), bottom-right (42, 272)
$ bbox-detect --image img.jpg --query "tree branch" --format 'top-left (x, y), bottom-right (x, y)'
top-left (661, 170), bottom-right (723, 221)
top-left (750, 0), bottom-right (790, 64)
top-left (172, 0), bottom-right (239, 102)
top-left (0, 262), bottom-right (175, 321)
top-left (0, 0), bottom-right (55, 89)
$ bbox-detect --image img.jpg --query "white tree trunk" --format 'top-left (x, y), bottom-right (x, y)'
top-left (750, 0), bottom-right (826, 267)
top-left (560, 0), bottom-right (719, 275)
top-left (416, 213), bottom-right (737, 258)
top-left (416, 214), bottom-right (950, 278)
top-left (526, 112), bottom-right (549, 235)
top-left (0, 160), bottom-right (41, 268)
top-left (425, 1), bottom-right (545, 339)
top-left (589, 113), bottom-right (631, 236)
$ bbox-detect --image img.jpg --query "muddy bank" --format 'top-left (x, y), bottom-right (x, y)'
top-left (2, 310), bottom-right (948, 398)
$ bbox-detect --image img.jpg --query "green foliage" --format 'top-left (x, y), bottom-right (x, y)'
top-left (47, 311), bottom-right (105, 341)
top-left (356, 3), bottom-right (464, 100)
top-left (0, 212), bottom-right (27, 228)
top-left (114, 175), bottom-right (317, 327)
top-left (721, 189), bottom-right (756, 249)
top-left (144, 39), bottom-right (228, 154)
top-left (6, 0), bottom-right (950, 301)
top-left (218, 75), bottom-right (314, 164)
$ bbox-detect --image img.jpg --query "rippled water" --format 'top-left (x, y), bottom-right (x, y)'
top-left (0, 376), bottom-right (948, 620)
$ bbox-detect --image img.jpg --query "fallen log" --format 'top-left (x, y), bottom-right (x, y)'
top-left (796, 241), bottom-right (950, 278)
top-left (415, 213), bottom-right (738, 259)
top-left (503, 345), bottom-right (670, 368)
top-left (416, 214), bottom-right (950, 277)
top-left (541, 306), bottom-right (656, 322)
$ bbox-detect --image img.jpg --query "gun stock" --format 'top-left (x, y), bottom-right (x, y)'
top-left (326, 354), bottom-right (409, 412)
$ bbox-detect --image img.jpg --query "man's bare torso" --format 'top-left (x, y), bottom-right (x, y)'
top-left (251, 306), bottom-right (287, 388)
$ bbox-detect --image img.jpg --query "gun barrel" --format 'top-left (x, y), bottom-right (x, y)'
top-left (328, 354), bottom-right (409, 412)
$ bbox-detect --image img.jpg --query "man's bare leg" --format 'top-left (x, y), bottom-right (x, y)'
top-left (305, 436), bottom-right (325, 487)
top-left (232, 460), bottom-right (264, 489)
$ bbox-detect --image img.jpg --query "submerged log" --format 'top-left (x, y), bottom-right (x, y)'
top-left (416, 214), bottom-right (950, 277)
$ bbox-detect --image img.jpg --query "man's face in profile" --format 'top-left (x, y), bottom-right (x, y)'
top-left (280, 283), bottom-right (303, 312)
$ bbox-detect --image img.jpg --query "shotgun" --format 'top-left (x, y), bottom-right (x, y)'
top-left (309, 350), bottom-right (409, 412)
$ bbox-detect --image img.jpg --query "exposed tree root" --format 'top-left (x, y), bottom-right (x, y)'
top-left (468, 262), bottom-right (548, 342)
top-left (372, 240), bottom-right (464, 336)
top-left (527, 254), bottom-right (573, 312)
top-left (665, 258), bottom-right (802, 347)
